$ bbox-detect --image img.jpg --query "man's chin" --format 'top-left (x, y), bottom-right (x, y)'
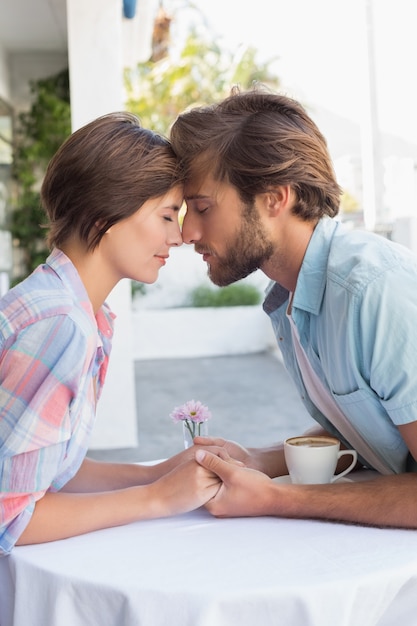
top-left (210, 277), bottom-right (234, 287)
top-left (208, 268), bottom-right (243, 287)
top-left (207, 268), bottom-right (230, 287)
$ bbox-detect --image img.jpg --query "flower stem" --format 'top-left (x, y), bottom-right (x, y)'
top-left (185, 419), bottom-right (195, 440)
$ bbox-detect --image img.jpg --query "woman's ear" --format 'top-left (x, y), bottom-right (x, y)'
top-left (95, 220), bottom-right (111, 234)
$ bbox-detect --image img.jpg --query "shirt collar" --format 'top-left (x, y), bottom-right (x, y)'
top-left (46, 248), bottom-right (93, 312)
top-left (263, 217), bottom-right (341, 316)
top-left (45, 248), bottom-right (115, 335)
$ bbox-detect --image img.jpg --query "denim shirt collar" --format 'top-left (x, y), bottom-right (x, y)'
top-left (263, 216), bottom-right (341, 316)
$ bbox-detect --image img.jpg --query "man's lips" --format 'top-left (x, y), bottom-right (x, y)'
top-left (195, 248), bottom-right (215, 262)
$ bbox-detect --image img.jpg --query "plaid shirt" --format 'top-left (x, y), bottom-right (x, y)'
top-left (0, 249), bottom-right (114, 555)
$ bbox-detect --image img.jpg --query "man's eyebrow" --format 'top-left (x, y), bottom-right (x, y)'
top-left (184, 193), bottom-right (210, 201)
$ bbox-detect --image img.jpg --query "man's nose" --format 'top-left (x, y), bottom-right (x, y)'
top-left (181, 212), bottom-right (201, 245)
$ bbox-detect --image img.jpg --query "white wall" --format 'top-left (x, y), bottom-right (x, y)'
top-left (8, 52), bottom-right (67, 109)
top-left (133, 306), bottom-right (276, 360)
top-left (66, 0), bottom-right (137, 450)
top-left (132, 245), bottom-right (275, 360)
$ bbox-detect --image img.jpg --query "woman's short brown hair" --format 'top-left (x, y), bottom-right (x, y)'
top-left (170, 86), bottom-right (342, 221)
top-left (42, 111), bottom-right (182, 250)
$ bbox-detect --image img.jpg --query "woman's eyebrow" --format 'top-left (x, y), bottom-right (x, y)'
top-left (163, 204), bottom-right (182, 211)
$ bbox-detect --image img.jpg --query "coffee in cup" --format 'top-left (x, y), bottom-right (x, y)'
top-left (284, 435), bottom-right (357, 485)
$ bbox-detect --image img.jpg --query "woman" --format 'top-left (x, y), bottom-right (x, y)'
top-left (0, 112), bottom-right (220, 556)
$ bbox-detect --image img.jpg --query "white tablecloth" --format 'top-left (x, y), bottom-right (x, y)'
top-left (1, 495), bottom-right (417, 626)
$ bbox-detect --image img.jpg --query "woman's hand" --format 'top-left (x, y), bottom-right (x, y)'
top-left (150, 441), bottom-right (243, 480)
top-left (147, 459), bottom-right (222, 517)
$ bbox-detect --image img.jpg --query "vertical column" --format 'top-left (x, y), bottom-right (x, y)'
top-left (360, 0), bottom-right (383, 232)
top-left (66, 0), bottom-right (138, 449)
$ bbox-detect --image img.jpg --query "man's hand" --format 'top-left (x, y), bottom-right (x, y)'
top-left (195, 449), bottom-right (417, 529)
top-left (194, 449), bottom-right (274, 517)
top-left (193, 436), bottom-right (254, 465)
top-left (147, 441), bottom-right (240, 482)
top-left (193, 436), bottom-right (288, 477)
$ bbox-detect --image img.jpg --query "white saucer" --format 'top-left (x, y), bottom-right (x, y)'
top-left (272, 475), bottom-right (353, 485)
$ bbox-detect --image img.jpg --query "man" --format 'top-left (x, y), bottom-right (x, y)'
top-left (170, 86), bottom-right (417, 529)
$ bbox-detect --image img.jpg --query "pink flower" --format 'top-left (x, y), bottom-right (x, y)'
top-left (170, 399), bottom-right (211, 424)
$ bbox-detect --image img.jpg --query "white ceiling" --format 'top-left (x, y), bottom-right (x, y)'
top-left (0, 0), bottom-right (68, 52)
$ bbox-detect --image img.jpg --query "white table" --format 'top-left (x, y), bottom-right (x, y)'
top-left (1, 492), bottom-right (417, 626)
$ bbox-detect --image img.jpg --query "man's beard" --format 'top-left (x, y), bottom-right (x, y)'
top-left (203, 204), bottom-right (274, 287)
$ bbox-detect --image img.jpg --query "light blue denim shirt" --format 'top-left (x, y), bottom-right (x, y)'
top-left (263, 217), bottom-right (417, 473)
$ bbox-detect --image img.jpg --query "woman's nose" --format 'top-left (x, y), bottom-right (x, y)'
top-left (169, 221), bottom-right (183, 247)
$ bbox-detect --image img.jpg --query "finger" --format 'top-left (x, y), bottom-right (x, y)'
top-left (197, 446), bottom-right (231, 461)
top-left (228, 457), bottom-right (245, 467)
top-left (193, 436), bottom-right (226, 446)
top-left (193, 444), bottom-right (244, 464)
top-left (216, 448), bottom-right (244, 465)
top-left (195, 449), bottom-right (235, 479)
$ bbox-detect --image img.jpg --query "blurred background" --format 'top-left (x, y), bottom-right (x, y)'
top-left (1, 0), bottom-right (416, 457)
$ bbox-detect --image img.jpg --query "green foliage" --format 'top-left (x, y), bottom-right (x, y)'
top-left (189, 283), bottom-right (262, 308)
top-left (11, 68), bottom-right (71, 284)
top-left (125, 29), bottom-right (279, 136)
top-left (131, 281), bottom-right (147, 297)
top-left (340, 189), bottom-right (360, 214)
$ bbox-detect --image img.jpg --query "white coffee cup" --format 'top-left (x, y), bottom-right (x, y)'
top-left (284, 435), bottom-right (357, 485)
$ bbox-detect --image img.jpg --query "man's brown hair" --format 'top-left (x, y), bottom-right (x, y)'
top-left (170, 86), bottom-right (342, 221)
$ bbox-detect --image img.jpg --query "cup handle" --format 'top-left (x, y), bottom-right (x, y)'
top-left (331, 449), bottom-right (358, 482)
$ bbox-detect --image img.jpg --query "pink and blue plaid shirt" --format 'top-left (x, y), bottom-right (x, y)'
top-left (0, 249), bottom-right (115, 555)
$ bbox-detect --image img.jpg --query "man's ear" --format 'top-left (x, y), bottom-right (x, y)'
top-left (260, 185), bottom-right (293, 216)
